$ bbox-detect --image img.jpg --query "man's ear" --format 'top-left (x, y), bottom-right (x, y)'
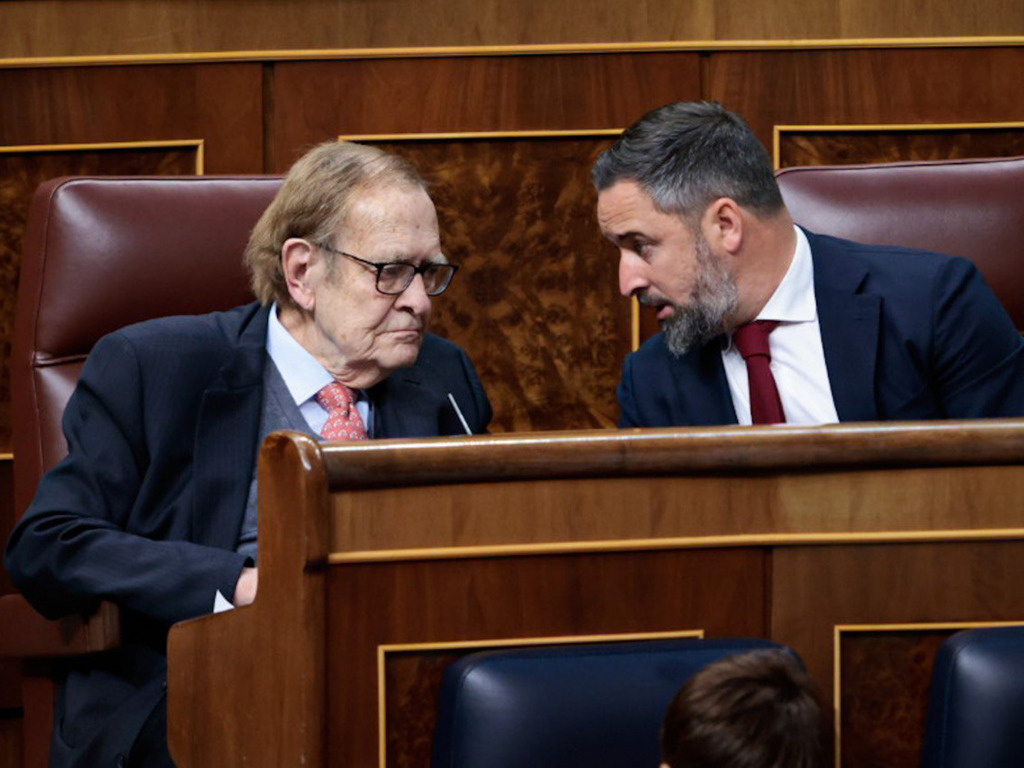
top-left (281, 238), bottom-right (318, 311)
top-left (702, 197), bottom-right (744, 254)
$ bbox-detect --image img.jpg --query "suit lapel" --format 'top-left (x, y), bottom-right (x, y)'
top-left (809, 232), bottom-right (882, 422)
top-left (370, 368), bottom-right (438, 438)
top-left (671, 340), bottom-right (739, 426)
top-left (192, 304), bottom-right (269, 548)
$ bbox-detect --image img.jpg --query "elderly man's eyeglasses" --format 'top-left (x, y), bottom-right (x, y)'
top-left (319, 245), bottom-right (458, 296)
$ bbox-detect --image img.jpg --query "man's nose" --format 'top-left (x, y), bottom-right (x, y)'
top-left (618, 252), bottom-right (648, 298)
top-left (398, 273), bottom-right (432, 314)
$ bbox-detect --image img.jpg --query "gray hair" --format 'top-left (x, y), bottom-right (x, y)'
top-left (592, 101), bottom-right (784, 222)
top-left (245, 141), bottom-right (428, 309)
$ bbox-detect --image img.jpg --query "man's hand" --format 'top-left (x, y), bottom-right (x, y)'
top-left (233, 567), bottom-right (258, 606)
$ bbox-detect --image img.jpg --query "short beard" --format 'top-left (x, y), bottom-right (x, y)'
top-left (647, 233), bottom-right (739, 358)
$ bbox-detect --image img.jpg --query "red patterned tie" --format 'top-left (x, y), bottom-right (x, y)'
top-left (732, 321), bottom-right (786, 425)
top-left (314, 382), bottom-right (368, 441)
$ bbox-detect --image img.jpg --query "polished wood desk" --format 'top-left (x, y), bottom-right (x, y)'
top-left (167, 422), bottom-right (1024, 767)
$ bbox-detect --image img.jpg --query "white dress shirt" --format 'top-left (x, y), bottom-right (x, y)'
top-left (721, 227), bottom-right (840, 426)
top-left (266, 304), bottom-right (372, 435)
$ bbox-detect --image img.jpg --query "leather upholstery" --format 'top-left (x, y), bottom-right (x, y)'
top-left (12, 176), bottom-right (281, 516)
top-left (431, 637), bottom-right (785, 768)
top-left (776, 156), bottom-right (1024, 330)
top-left (922, 626), bottom-right (1024, 768)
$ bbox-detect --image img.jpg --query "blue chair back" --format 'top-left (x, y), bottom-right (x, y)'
top-left (431, 637), bottom-right (785, 768)
top-left (922, 626), bottom-right (1024, 768)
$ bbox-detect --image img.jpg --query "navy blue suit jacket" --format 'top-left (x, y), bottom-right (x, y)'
top-left (619, 231), bottom-right (1024, 427)
top-left (5, 301), bottom-right (492, 767)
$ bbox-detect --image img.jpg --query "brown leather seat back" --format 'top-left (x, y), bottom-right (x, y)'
top-left (776, 156), bottom-right (1024, 330)
top-left (12, 176), bottom-right (282, 516)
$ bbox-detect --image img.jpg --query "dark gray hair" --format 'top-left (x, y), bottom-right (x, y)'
top-left (593, 101), bottom-right (784, 222)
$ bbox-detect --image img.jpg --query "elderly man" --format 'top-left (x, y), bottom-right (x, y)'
top-left (5, 142), bottom-right (491, 767)
top-left (594, 101), bottom-right (1024, 427)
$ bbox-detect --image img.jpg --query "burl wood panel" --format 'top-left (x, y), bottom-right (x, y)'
top-left (778, 127), bottom-right (1024, 168)
top-left (838, 630), bottom-right (951, 768)
top-left (368, 137), bottom-right (627, 431)
top-left (707, 48), bottom-right (1024, 153)
top-left (772, 542), bottom-right (1024, 768)
top-left (329, 548), bottom-right (768, 767)
top-left (0, 147), bottom-right (198, 450)
top-left (269, 53), bottom-right (699, 169)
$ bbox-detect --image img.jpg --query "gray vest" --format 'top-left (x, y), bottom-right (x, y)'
top-left (236, 359), bottom-right (318, 562)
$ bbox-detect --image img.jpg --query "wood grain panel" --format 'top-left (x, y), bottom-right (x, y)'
top-left (771, 541), bottom-right (1024, 701)
top-left (706, 48), bottom-right (1024, 153)
top-left (837, 629), bottom-right (949, 768)
top-left (328, 548), bottom-right (768, 767)
top-left (270, 53), bottom-right (699, 168)
top-left (778, 125), bottom-right (1024, 167)
top-left (366, 137), bottom-right (623, 431)
top-left (2, 1), bottom-right (1024, 58)
top-left (0, 64), bottom-right (263, 173)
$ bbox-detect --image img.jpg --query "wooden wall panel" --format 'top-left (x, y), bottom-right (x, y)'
top-left (2, 1), bottom-right (1024, 58)
top-left (375, 137), bottom-right (624, 431)
top-left (0, 64), bottom-right (263, 173)
top-left (329, 548), bottom-right (768, 767)
top-left (706, 47), bottom-right (1024, 153)
top-left (269, 53), bottom-right (700, 169)
top-left (777, 125), bottom-right (1024, 167)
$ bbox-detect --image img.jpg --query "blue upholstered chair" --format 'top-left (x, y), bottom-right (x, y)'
top-left (922, 626), bottom-right (1024, 768)
top-left (431, 637), bottom-right (786, 768)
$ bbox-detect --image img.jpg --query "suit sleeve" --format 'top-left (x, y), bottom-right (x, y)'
top-left (931, 257), bottom-right (1024, 417)
top-left (4, 332), bottom-right (250, 626)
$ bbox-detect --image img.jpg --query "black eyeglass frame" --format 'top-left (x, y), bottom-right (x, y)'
top-left (318, 243), bottom-right (459, 296)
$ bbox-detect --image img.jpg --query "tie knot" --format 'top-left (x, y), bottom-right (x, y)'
top-left (315, 381), bottom-right (356, 413)
top-left (732, 320), bottom-right (779, 361)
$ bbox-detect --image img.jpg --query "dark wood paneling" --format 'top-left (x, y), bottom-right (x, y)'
top-left (3, 1), bottom-right (1024, 58)
top-left (0, 713), bottom-right (22, 768)
top-left (706, 48), bottom-right (1024, 153)
top-left (838, 629), bottom-right (950, 768)
top-left (778, 126), bottom-right (1024, 167)
top-left (372, 137), bottom-right (624, 431)
top-left (331, 548), bottom-right (768, 767)
top-left (0, 64), bottom-right (264, 173)
top-left (773, 541), bottom-right (1024, 767)
top-left (270, 53), bottom-right (701, 168)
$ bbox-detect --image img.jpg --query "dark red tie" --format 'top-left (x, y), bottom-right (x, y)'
top-left (732, 320), bottom-right (786, 425)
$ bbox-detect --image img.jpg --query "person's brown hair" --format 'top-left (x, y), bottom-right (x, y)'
top-left (244, 141), bottom-right (427, 308)
top-left (661, 649), bottom-right (830, 768)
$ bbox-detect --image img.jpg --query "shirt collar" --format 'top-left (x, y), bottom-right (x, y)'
top-left (266, 303), bottom-right (336, 407)
top-left (756, 225), bottom-right (816, 323)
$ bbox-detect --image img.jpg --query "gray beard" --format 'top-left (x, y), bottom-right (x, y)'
top-left (655, 236), bottom-right (739, 358)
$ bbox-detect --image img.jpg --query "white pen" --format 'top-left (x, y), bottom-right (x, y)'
top-left (447, 393), bottom-right (473, 435)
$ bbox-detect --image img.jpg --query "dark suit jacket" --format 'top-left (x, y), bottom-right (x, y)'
top-left (5, 301), bottom-right (492, 767)
top-left (619, 231), bottom-right (1024, 427)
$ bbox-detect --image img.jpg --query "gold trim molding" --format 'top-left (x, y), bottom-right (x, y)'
top-left (330, 527), bottom-right (1024, 565)
top-left (0, 139), bottom-right (206, 174)
top-left (772, 121), bottom-right (1024, 168)
top-left (376, 628), bottom-right (704, 768)
top-left (2, 37), bottom-right (1024, 70)
top-left (831, 620), bottom-right (1024, 768)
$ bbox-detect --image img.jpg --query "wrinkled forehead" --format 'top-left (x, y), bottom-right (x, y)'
top-left (339, 182), bottom-right (441, 258)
